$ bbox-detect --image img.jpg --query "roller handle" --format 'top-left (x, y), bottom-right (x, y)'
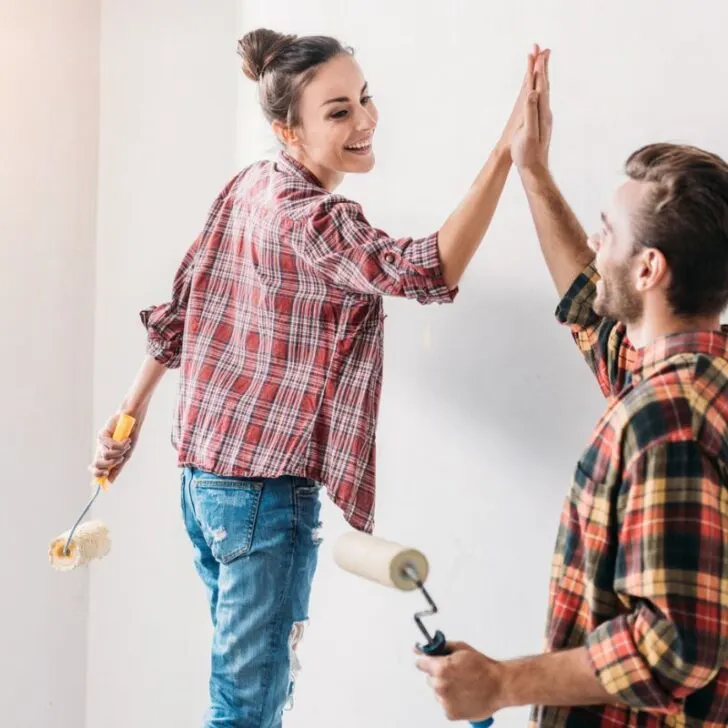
top-left (95, 412), bottom-right (136, 491)
top-left (420, 631), bottom-right (495, 728)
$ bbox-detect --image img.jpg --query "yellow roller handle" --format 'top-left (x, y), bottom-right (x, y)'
top-left (96, 412), bottom-right (136, 491)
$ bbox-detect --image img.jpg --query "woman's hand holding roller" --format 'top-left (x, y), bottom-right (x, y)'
top-left (89, 406), bottom-right (146, 483)
top-left (89, 355), bottom-right (168, 483)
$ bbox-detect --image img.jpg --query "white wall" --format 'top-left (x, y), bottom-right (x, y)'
top-left (0, 1), bottom-right (100, 726)
top-left (236, 3), bottom-right (728, 727)
top-left (86, 2), bottom-right (240, 727)
top-left (15, 1), bottom-right (721, 728)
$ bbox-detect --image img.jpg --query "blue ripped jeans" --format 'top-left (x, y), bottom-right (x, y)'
top-left (181, 467), bottom-right (322, 728)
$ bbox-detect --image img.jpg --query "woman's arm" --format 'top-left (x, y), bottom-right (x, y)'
top-left (437, 144), bottom-right (512, 289)
top-left (299, 47), bottom-right (542, 299)
top-left (89, 355), bottom-right (168, 483)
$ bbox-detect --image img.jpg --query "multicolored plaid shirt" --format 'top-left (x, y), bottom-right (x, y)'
top-left (530, 263), bottom-right (728, 727)
top-left (140, 152), bottom-right (455, 532)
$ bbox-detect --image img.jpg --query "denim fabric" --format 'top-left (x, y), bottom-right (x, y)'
top-left (181, 467), bottom-right (322, 728)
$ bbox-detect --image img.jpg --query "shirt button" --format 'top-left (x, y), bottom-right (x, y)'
top-left (384, 252), bottom-right (395, 264)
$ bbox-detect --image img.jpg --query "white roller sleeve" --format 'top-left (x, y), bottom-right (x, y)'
top-left (333, 531), bottom-right (429, 591)
top-left (48, 520), bottom-right (111, 572)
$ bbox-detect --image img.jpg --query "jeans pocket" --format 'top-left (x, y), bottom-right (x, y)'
top-left (191, 475), bottom-right (264, 564)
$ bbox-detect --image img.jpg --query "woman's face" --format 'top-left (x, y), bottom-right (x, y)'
top-left (281, 53), bottom-right (378, 188)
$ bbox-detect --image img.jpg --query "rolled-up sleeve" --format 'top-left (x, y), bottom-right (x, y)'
top-left (140, 173), bottom-right (239, 368)
top-left (555, 262), bottom-right (636, 398)
top-left (298, 195), bottom-right (456, 304)
top-left (139, 235), bottom-right (201, 369)
top-left (585, 440), bottom-right (728, 713)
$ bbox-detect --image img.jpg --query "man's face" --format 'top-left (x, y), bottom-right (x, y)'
top-left (589, 179), bottom-right (649, 324)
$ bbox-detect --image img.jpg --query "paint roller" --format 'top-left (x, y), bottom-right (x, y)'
top-left (333, 531), bottom-right (495, 728)
top-left (48, 413), bottom-right (136, 572)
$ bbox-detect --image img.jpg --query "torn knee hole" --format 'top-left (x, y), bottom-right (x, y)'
top-left (289, 620), bottom-right (306, 662)
top-left (285, 620), bottom-right (308, 711)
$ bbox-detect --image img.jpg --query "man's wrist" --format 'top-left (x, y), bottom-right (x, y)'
top-left (517, 161), bottom-right (551, 191)
top-left (492, 658), bottom-right (520, 711)
top-left (492, 653), bottom-right (549, 710)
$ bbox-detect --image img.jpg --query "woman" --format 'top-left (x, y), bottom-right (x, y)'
top-left (91, 27), bottom-right (542, 728)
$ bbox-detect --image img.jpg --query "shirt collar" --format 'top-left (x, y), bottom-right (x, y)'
top-left (276, 150), bottom-right (326, 190)
top-left (632, 326), bottom-right (728, 382)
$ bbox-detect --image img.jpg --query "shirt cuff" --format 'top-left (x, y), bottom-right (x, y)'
top-left (397, 231), bottom-right (458, 304)
top-left (145, 338), bottom-right (181, 368)
top-left (585, 615), bottom-right (681, 714)
top-left (139, 306), bottom-right (182, 369)
top-left (555, 262), bottom-right (600, 327)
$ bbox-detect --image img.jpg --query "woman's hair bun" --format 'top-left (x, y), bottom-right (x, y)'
top-left (237, 28), bottom-right (297, 82)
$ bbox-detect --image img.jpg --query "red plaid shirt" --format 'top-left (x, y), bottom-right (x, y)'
top-left (531, 263), bottom-right (728, 727)
top-left (140, 152), bottom-right (455, 532)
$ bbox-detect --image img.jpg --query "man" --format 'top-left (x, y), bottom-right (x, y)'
top-left (416, 51), bottom-right (728, 726)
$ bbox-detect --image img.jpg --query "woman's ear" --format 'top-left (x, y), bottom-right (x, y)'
top-left (272, 120), bottom-right (300, 148)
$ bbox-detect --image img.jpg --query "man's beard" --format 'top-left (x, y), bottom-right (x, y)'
top-left (593, 265), bottom-right (643, 324)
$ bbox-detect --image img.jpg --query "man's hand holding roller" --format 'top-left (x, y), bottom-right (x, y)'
top-left (415, 642), bottom-right (504, 722)
top-left (415, 639), bottom-right (615, 722)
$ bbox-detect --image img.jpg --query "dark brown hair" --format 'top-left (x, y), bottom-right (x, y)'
top-left (237, 28), bottom-right (352, 127)
top-left (625, 142), bottom-right (728, 317)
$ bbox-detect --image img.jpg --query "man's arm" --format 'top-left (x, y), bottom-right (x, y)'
top-left (518, 166), bottom-right (638, 399)
top-left (511, 51), bottom-right (593, 296)
top-left (498, 646), bottom-right (613, 709)
top-left (415, 642), bottom-right (614, 723)
top-left (584, 439), bottom-right (728, 710)
top-left (506, 440), bottom-right (728, 713)
top-left (417, 440), bottom-right (728, 721)
top-left (519, 164), bottom-right (594, 297)
top-left (511, 52), bottom-right (635, 398)
top-left (419, 440), bottom-right (728, 723)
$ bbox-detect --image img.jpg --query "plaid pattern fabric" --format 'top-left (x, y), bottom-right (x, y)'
top-left (140, 152), bottom-right (455, 532)
top-left (530, 263), bottom-right (728, 727)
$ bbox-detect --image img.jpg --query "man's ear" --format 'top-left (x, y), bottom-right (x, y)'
top-left (636, 247), bottom-right (669, 294)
